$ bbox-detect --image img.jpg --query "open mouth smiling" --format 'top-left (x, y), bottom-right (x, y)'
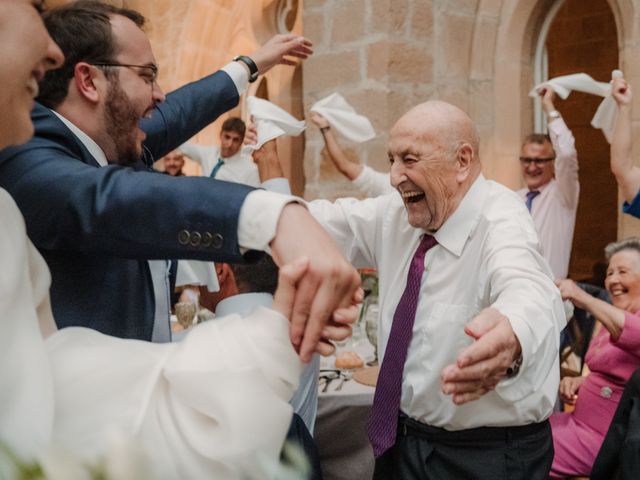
top-left (401, 191), bottom-right (426, 203)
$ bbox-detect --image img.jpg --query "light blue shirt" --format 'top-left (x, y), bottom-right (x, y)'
top-left (216, 292), bottom-right (319, 433)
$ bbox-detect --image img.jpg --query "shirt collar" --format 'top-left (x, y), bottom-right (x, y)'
top-left (51, 110), bottom-right (108, 167)
top-left (433, 174), bottom-right (488, 257)
top-left (215, 292), bottom-right (274, 318)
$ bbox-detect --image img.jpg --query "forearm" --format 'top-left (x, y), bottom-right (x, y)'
top-left (582, 295), bottom-right (625, 340)
top-left (321, 129), bottom-right (363, 181)
top-left (611, 104), bottom-right (640, 202)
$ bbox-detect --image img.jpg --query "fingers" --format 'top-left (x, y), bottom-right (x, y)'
top-left (459, 311), bottom-right (515, 368)
top-left (451, 388), bottom-right (491, 405)
top-left (315, 339), bottom-right (335, 356)
top-left (272, 257), bottom-right (309, 319)
top-left (462, 307), bottom-right (503, 340)
top-left (442, 356), bottom-right (508, 384)
top-left (333, 303), bottom-right (359, 324)
top-left (289, 273), bottom-right (319, 352)
top-left (321, 322), bottom-right (352, 343)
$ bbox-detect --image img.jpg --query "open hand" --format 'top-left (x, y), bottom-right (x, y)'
top-left (441, 308), bottom-right (521, 405)
top-left (251, 34), bottom-right (313, 74)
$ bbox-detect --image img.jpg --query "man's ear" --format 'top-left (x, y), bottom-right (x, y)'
top-left (73, 62), bottom-right (103, 104)
top-left (456, 143), bottom-right (474, 182)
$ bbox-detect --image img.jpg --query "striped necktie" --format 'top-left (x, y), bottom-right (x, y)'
top-left (367, 234), bottom-right (438, 458)
top-left (209, 158), bottom-right (225, 178)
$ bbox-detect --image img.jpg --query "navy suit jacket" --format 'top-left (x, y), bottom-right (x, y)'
top-left (0, 70), bottom-right (259, 340)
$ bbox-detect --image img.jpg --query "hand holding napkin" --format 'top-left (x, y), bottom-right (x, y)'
top-left (310, 93), bottom-right (375, 143)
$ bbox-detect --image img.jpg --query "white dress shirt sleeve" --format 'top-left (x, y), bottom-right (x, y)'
top-left (352, 165), bottom-right (394, 197)
top-left (220, 61), bottom-right (249, 96)
top-left (549, 117), bottom-right (580, 209)
top-left (179, 142), bottom-right (212, 166)
top-left (484, 219), bottom-right (565, 403)
top-left (237, 190), bottom-right (299, 253)
top-left (308, 195), bottom-right (386, 268)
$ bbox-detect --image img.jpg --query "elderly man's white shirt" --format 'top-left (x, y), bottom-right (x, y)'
top-left (309, 175), bottom-right (565, 430)
top-left (352, 165), bottom-right (394, 197)
top-left (517, 118), bottom-right (579, 279)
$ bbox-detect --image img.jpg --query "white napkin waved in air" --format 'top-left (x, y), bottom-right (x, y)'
top-left (310, 93), bottom-right (376, 143)
top-left (530, 70), bottom-right (623, 143)
top-left (243, 96), bottom-right (306, 152)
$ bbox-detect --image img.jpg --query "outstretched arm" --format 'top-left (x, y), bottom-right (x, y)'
top-left (310, 112), bottom-right (363, 181)
top-left (611, 76), bottom-right (640, 203)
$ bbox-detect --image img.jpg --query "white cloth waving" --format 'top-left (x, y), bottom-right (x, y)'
top-left (243, 96), bottom-right (306, 152)
top-left (310, 93), bottom-right (376, 143)
top-left (530, 71), bottom-right (623, 142)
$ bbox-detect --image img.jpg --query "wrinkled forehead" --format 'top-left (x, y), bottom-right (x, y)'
top-left (388, 116), bottom-right (440, 156)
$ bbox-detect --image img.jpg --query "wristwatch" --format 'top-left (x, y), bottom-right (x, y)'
top-left (547, 110), bottom-right (561, 120)
top-left (233, 55), bottom-right (259, 83)
top-left (506, 353), bottom-right (523, 377)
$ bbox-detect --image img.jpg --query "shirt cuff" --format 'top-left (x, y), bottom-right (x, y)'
top-left (261, 178), bottom-right (292, 195)
top-left (221, 61), bottom-right (249, 96)
top-left (237, 189), bottom-right (302, 253)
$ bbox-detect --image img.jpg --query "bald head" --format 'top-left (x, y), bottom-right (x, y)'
top-left (393, 100), bottom-right (480, 162)
top-left (388, 100), bottom-right (482, 232)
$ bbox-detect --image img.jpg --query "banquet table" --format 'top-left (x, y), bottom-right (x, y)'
top-left (314, 373), bottom-right (376, 480)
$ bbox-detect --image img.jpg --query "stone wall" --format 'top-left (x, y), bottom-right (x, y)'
top-left (302, 0), bottom-right (640, 247)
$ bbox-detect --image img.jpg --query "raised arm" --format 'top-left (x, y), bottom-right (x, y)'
top-left (541, 87), bottom-right (579, 209)
top-left (309, 112), bottom-right (363, 181)
top-left (611, 77), bottom-right (640, 203)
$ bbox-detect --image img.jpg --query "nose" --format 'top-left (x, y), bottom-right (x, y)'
top-left (44, 36), bottom-right (64, 72)
top-left (152, 81), bottom-right (166, 104)
top-left (389, 161), bottom-right (406, 188)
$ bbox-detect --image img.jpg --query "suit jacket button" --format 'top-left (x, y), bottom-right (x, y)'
top-left (190, 231), bottom-right (202, 247)
top-left (212, 233), bottom-right (223, 249)
top-left (178, 229), bottom-right (191, 245)
top-left (201, 232), bottom-right (213, 247)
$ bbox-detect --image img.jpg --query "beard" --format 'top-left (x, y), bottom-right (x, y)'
top-left (104, 80), bottom-right (143, 166)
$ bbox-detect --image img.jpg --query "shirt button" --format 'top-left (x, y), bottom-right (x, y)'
top-left (600, 386), bottom-right (612, 398)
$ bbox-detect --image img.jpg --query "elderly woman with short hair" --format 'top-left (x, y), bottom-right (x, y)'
top-left (550, 237), bottom-right (640, 478)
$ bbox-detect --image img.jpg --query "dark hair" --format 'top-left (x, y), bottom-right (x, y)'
top-left (221, 117), bottom-right (246, 138)
top-left (37, 1), bottom-right (146, 109)
top-left (522, 133), bottom-right (552, 147)
top-left (231, 256), bottom-right (278, 295)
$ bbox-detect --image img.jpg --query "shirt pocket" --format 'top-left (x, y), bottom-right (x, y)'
top-left (420, 302), bottom-right (475, 369)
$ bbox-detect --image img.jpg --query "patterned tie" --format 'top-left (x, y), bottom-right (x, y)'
top-left (367, 234), bottom-right (438, 458)
top-left (525, 190), bottom-right (540, 212)
top-left (209, 158), bottom-right (225, 178)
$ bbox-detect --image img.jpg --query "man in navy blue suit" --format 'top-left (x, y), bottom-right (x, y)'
top-left (0, 0), bottom-right (359, 362)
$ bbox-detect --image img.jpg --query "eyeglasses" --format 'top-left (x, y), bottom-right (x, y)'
top-left (91, 62), bottom-right (158, 85)
top-left (519, 156), bottom-right (555, 167)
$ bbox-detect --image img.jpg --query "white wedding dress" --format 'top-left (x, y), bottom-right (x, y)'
top-left (0, 188), bottom-right (301, 479)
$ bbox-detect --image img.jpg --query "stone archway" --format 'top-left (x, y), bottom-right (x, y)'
top-left (479, 0), bottom-right (640, 245)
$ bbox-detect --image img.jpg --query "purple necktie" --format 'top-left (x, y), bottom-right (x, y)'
top-left (367, 234), bottom-right (438, 458)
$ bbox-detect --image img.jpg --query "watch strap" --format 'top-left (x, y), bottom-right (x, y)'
top-left (233, 55), bottom-right (259, 83)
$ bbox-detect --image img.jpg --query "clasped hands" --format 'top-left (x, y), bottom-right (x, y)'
top-left (441, 308), bottom-right (522, 405)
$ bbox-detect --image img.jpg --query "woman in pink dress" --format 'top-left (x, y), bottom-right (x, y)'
top-left (550, 237), bottom-right (640, 478)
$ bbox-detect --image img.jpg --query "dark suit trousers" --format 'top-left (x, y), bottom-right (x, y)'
top-left (373, 415), bottom-right (553, 480)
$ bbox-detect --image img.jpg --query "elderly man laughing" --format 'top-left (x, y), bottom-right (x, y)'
top-left (308, 100), bottom-right (565, 479)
